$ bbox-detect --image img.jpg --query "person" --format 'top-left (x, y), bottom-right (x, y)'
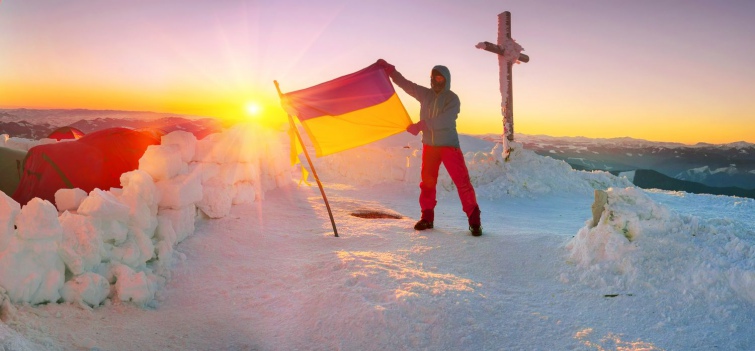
top-left (376, 59), bottom-right (482, 236)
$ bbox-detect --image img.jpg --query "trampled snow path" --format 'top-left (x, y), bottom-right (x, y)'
top-left (7, 178), bottom-right (755, 350)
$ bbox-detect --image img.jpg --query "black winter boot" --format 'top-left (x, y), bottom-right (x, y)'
top-left (468, 206), bottom-right (482, 236)
top-left (414, 219), bottom-right (433, 230)
top-left (414, 209), bottom-right (434, 230)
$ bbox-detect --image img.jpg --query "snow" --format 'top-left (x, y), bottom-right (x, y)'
top-left (138, 144), bottom-right (186, 181)
top-left (1, 126), bottom-right (755, 350)
top-left (618, 170), bottom-right (636, 183)
top-left (677, 164), bottom-right (743, 183)
top-left (0, 198), bottom-right (65, 305)
top-left (159, 130), bottom-right (197, 163)
top-left (53, 189), bottom-right (87, 213)
top-left (2, 137), bottom-right (54, 152)
top-left (0, 193), bottom-right (20, 252)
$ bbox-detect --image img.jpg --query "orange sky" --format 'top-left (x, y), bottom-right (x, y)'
top-left (1, 1), bottom-right (754, 144)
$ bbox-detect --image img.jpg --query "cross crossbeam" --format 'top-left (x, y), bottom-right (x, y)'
top-left (476, 41), bottom-right (529, 63)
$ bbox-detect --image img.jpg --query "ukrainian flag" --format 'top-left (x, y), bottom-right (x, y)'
top-left (281, 62), bottom-right (412, 157)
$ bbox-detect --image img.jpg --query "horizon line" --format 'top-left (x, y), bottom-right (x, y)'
top-left (1, 106), bottom-right (752, 147)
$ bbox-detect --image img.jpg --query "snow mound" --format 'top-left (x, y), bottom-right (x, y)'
top-left (0, 123), bottom-right (292, 308)
top-left (0, 198), bottom-right (65, 305)
top-left (566, 187), bottom-right (755, 305)
top-left (314, 134), bottom-right (632, 199)
top-left (466, 142), bottom-right (631, 199)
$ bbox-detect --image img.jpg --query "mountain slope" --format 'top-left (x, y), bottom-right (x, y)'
top-left (628, 169), bottom-right (755, 199)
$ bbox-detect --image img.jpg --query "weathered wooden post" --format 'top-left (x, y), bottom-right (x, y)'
top-left (476, 11), bottom-right (528, 159)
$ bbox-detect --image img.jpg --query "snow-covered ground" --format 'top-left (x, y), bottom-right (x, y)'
top-left (1, 127), bottom-right (754, 350)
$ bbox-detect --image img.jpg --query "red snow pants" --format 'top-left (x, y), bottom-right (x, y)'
top-left (419, 144), bottom-right (479, 217)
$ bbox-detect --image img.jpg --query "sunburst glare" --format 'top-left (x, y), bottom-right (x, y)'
top-left (245, 101), bottom-right (262, 117)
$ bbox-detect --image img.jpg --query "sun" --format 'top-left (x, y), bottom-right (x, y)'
top-left (245, 101), bottom-right (262, 117)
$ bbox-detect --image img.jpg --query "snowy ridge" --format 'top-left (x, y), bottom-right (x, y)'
top-left (695, 141), bottom-right (755, 150)
top-left (509, 133), bottom-right (755, 150)
top-left (675, 164), bottom-right (740, 183)
top-left (0, 108), bottom-right (206, 128)
top-left (503, 134), bottom-right (689, 149)
top-left (0, 123), bottom-right (292, 308)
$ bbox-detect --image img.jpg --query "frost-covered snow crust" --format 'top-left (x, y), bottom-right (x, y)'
top-left (0, 123), bottom-right (292, 309)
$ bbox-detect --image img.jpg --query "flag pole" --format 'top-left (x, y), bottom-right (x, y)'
top-left (274, 80), bottom-right (339, 237)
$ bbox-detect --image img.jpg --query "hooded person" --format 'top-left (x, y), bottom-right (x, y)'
top-left (377, 59), bottom-right (482, 236)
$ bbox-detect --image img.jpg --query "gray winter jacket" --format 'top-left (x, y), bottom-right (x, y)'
top-left (389, 65), bottom-right (461, 148)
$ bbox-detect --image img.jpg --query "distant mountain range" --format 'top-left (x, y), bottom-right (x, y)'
top-left (0, 108), bottom-right (223, 140)
top-left (622, 169), bottom-right (755, 199)
top-left (3, 109), bottom-right (755, 198)
top-left (479, 134), bottom-right (755, 198)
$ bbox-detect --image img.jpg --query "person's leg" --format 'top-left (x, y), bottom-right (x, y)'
top-left (440, 147), bottom-right (478, 217)
top-left (441, 147), bottom-right (482, 235)
top-left (418, 144), bottom-right (442, 225)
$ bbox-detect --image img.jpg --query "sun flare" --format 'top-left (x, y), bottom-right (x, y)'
top-left (245, 101), bottom-right (262, 117)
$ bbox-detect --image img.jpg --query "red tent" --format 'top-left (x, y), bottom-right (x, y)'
top-left (47, 126), bottom-right (86, 141)
top-left (13, 128), bottom-right (160, 205)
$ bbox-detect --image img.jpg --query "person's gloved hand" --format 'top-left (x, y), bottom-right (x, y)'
top-left (406, 120), bottom-right (426, 136)
top-left (376, 59), bottom-right (395, 75)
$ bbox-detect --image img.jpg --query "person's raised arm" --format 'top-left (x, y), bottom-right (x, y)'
top-left (376, 59), bottom-right (430, 102)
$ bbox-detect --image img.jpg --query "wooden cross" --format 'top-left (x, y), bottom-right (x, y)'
top-left (476, 11), bottom-right (529, 157)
